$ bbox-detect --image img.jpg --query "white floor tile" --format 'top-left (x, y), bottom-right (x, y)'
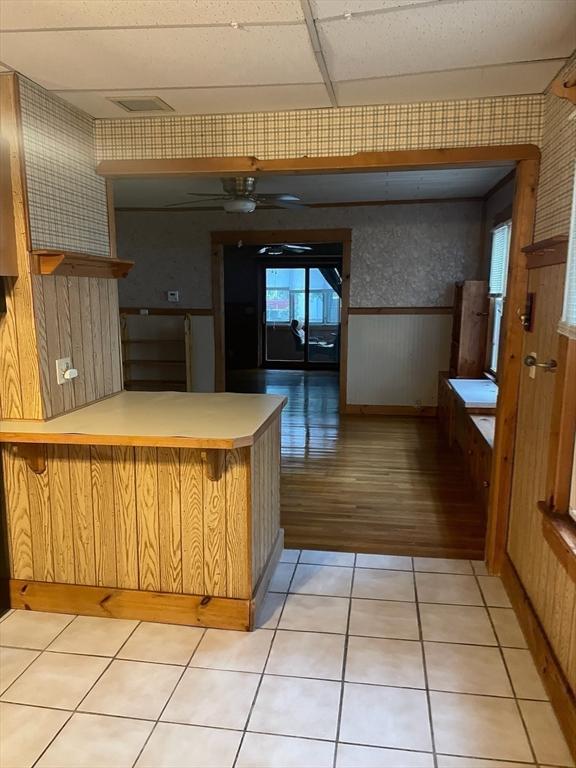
top-left (489, 608), bottom-right (528, 648)
top-left (0, 647), bottom-right (39, 694)
top-left (415, 573), bottom-right (482, 605)
top-left (300, 549), bottom-right (355, 567)
top-left (248, 675), bottom-right (341, 740)
top-left (279, 594), bottom-right (350, 633)
top-left (424, 642), bottom-right (513, 696)
top-left (256, 592), bottom-right (286, 629)
top-left (280, 549), bottom-right (301, 563)
top-left (413, 558), bottom-right (473, 574)
top-left (162, 667), bottom-right (259, 729)
top-left (237, 732), bottom-right (335, 768)
top-left (1, 651), bottom-right (109, 709)
top-left (190, 628), bottom-right (273, 673)
top-left (355, 554), bottom-right (412, 571)
top-left (290, 564), bottom-right (353, 597)
top-left (47, 616), bottom-right (138, 657)
top-left (471, 560), bottom-right (489, 576)
top-left (0, 702), bottom-right (70, 768)
top-left (503, 648), bottom-right (548, 700)
top-left (430, 691), bottom-right (533, 762)
top-left (117, 622), bottom-right (204, 665)
top-left (352, 569), bottom-right (415, 601)
top-left (340, 682), bottom-right (432, 751)
top-left (345, 636), bottom-right (425, 688)
top-left (420, 604), bottom-right (496, 645)
top-left (437, 757), bottom-right (534, 768)
top-left (349, 599), bottom-right (419, 640)
top-left (477, 576), bottom-right (512, 607)
top-left (269, 562), bottom-right (296, 592)
top-left (136, 722), bottom-right (242, 768)
top-left (79, 659), bottom-right (181, 719)
top-left (0, 610), bottom-right (75, 650)
top-left (337, 744), bottom-right (434, 768)
top-left (36, 712), bottom-right (153, 768)
top-left (518, 699), bottom-right (574, 767)
top-left (266, 630), bottom-right (345, 680)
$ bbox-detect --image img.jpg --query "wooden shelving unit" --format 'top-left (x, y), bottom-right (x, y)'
top-left (32, 249), bottom-right (134, 279)
top-left (450, 280), bottom-right (489, 378)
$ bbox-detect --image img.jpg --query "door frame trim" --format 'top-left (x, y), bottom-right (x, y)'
top-left (211, 228), bottom-right (352, 412)
top-left (99, 146), bottom-right (541, 572)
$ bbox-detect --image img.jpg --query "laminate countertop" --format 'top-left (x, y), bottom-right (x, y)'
top-left (0, 391), bottom-right (287, 449)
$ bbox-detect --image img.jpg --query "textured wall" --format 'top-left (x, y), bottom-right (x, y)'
top-left (19, 77), bottom-right (110, 257)
top-left (116, 201), bottom-right (483, 309)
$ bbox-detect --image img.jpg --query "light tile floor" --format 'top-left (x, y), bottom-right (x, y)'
top-left (0, 550), bottom-right (573, 768)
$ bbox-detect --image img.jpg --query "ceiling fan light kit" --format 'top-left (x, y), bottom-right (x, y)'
top-left (223, 198), bottom-right (257, 214)
top-left (164, 176), bottom-right (306, 213)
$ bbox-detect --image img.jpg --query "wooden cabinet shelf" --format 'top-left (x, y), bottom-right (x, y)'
top-left (32, 249), bottom-right (134, 279)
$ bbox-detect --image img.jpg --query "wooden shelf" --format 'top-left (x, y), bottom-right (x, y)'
top-left (522, 236), bottom-right (568, 269)
top-left (32, 249), bottom-right (134, 279)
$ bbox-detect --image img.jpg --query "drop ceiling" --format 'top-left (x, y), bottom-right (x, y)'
top-left (0, 0), bottom-right (573, 117)
top-left (113, 166), bottom-right (514, 208)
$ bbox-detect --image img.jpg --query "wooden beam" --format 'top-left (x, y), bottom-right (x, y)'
top-left (486, 156), bottom-right (540, 574)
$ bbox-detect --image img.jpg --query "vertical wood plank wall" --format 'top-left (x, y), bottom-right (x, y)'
top-left (507, 263), bottom-right (576, 692)
top-left (1, 419), bottom-right (281, 601)
top-left (0, 73), bottom-right (123, 421)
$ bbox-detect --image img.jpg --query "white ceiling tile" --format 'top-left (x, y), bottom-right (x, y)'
top-left (0, 25), bottom-right (321, 89)
top-left (0, 0), bottom-right (304, 30)
top-left (320, 0), bottom-right (576, 81)
top-left (56, 84), bottom-right (332, 117)
top-left (113, 167), bottom-right (513, 208)
top-left (336, 60), bottom-right (567, 105)
top-left (312, 0), bottom-right (432, 20)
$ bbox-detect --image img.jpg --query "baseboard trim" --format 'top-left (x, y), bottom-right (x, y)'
top-left (344, 405), bottom-right (437, 417)
top-left (251, 528), bottom-right (284, 630)
top-left (501, 554), bottom-right (576, 759)
top-left (9, 579), bottom-right (250, 631)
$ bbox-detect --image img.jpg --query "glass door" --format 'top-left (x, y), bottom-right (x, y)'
top-left (263, 265), bottom-right (341, 367)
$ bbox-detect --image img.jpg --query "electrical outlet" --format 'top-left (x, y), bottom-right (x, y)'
top-left (56, 357), bottom-right (73, 385)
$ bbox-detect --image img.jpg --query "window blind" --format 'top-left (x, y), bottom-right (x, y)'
top-left (559, 163), bottom-right (576, 341)
top-left (489, 223), bottom-right (511, 296)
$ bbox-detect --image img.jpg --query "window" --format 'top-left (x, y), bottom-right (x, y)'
top-left (487, 221), bottom-right (512, 374)
top-left (265, 288), bottom-right (290, 323)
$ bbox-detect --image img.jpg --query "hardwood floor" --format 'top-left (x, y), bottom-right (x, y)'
top-left (227, 369), bottom-right (486, 559)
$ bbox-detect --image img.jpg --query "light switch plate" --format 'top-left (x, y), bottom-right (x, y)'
top-left (56, 357), bottom-right (72, 385)
top-left (167, 290), bottom-right (180, 303)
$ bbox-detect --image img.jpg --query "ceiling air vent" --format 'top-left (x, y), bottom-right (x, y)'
top-left (107, 96), bottom-right (174, 113)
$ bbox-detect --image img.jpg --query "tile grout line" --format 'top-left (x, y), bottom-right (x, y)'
top-left (332, 551), bottom-right (356, 768)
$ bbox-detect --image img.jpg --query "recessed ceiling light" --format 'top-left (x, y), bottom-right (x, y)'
top-left (107, 96), bottom-right (174, 113)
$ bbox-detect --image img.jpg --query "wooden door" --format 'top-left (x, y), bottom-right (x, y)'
top-left (506, 262), bottom-right (576, 691)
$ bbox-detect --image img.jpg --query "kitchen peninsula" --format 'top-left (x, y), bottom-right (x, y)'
top-left (0, 391), bottom-right (285, 631)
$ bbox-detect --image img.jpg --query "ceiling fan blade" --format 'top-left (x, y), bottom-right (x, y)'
top-left (185, 192), bottom-right (228, 198)
top-left (164, 197), bottom-right (227, 208)
top-left (283, 244), bottom-right (313, 252)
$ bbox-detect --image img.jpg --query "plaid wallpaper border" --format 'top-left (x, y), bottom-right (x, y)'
top-left (95, 95), bottom-right (544, 161)
top-left (19, 77), bottom-right (110, 257)
top-left (534, 55), bottom-right (576, 241)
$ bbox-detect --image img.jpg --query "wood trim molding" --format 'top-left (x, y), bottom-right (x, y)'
top-left (96, 146), bottom-right (540, 178)
top-left (501, 555), bottom-right (576, 759)
top-left (483, 169), bottom-right (516, 202)
top-left (486, 156), bottom-right (540, 574)
top-left (546, 334), bottom-right (576, 512)
top-left (343, 404), bottom-right (437, 417)
top-left (523, 236), bottom-right (569, 270)
top-left (120, 306), bottom-right (213, 316)
top-left (250, 529), bottom-right (283, 629)
top-left (31, 250), bottom-right (134, 279)
top-left (9, 579), bottom-right (250, 631)
top-left (539, 505), bottom-right (576, 584)
top-left (348, 306), bottom-right (453, 315)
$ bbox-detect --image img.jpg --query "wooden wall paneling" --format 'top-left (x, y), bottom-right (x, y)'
top-left (157, 447), bottom-right (183, 594)
top-left (91, 445), bottom-right (117, 587)
top-left (68, 444), bottom-right (95, 585)
top-left (487, 156), bottom-right (540, 572)
top-left (251, 419), bottom-right (281, 587)
top-left (31, 275), bottom-right (52, 419)
top-left (46, 445), bottom-right (75, 583)
top-left (135, 446), bottom-right (161, 591)
top-left (111, 445), bottom-right (138, 589)
top-left (225, 448), bottom-right (251, 599)
top-left (1, 448), bottom-right (33, 579)
top-left (202, 450), bottom-right (227, 596)
top-left (180, 448), bottom-right (205, 595)
top-left (0, 280), bottom-right (24, 419)
top-left (26, 444), bottom-right (54, 582)
top-left (54, 277), bottom-right (75, 413)
top-left (41, 276), bottom-right (65, 416)
top-left (98, 279), bottom-right (114, 395)
top-left (108, 281), bottom-right (123, 392)
top-left (79, 277), bottom-right (96, 403)
top-left (67, 277), bottom-right (87, 405)
top-left (89, 278), bottom-right (106, 399)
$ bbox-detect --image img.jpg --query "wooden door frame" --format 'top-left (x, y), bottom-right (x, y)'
top-left (211, 229), bottom-right (352, 413)
top-left (98, 145), bottom-right (541, 572)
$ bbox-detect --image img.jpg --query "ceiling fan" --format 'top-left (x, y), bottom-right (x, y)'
top-left (257, 244), bottom-right (313, 256)
top-left (164, 176), bottom-right (306, 213)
